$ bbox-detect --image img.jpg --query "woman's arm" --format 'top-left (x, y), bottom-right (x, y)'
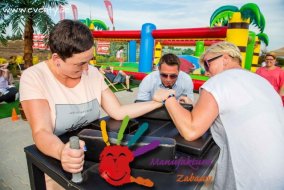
top-left (101, 88), bottom-right (162, 120)
top-left (154, 89), bottom-right (219, 141)
top-left (22, 99), bottom-right (85, 173)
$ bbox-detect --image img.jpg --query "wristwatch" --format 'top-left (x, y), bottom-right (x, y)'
top-left (162, 94), bottom-right (175, 105)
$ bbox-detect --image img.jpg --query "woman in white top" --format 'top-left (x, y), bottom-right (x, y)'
top-left (20, 20), bottom-right (161, 189)
top-left (0, 63), bottom-right (18, 103)
top-left (153, 42), bottom-right (284, 190)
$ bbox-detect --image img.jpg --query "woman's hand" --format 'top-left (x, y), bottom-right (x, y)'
top-left (153, 89), bottom-right (176, 103)
top-left (60, 140), bottom-right (85, 173)
top-left (0, 63), bottom-right (9, 69)
top-left (178, 96), bottom-right (193, 104)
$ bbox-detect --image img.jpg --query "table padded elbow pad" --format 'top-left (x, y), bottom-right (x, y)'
top-left (78, 129), bottom-right (176, 172)
top-left (174, 131), bottom-right (213, 157)
top-left (135, 100), bottom-right (193, 120)
top-left (89, 118), bottom-right (139, 134)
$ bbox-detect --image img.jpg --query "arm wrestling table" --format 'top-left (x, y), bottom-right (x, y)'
top-left (24, 118), bottom-right (220, 190)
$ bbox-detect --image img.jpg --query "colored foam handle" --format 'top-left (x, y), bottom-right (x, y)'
top-left (69, 136), bottom-right (83, 183)
top-left (133, 140), bottom-right (160, 157)
top-left (117, 115), bottom-right (130, 145)
top-left (100, 120), bottom-right (110, 146)
top-left (130, 176), bottom-right (154, 187)
top-left (127, 123), bottom-right (148, 147)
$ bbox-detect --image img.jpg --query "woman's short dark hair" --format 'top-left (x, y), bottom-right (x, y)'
top-left (158, 53), bottom-right (180, 69)
top-left (48, 19), bottom-right (94, 61)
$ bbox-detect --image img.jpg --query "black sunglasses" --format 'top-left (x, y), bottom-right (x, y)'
top-left (160, 73), bottom-right (178, 79)
top-left (204, 54), bottom-right (223, 72)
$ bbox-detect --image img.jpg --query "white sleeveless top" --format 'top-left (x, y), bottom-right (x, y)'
top-left (201, 69), bottom-right (284, 190)
top-left (20, 62), bottom-right (108, 135)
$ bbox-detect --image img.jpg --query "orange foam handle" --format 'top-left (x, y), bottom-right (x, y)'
top-left (130, 176), bottom-right (154, 187)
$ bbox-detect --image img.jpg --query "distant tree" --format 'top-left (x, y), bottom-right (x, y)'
top-left (276, 58), bottom-right (284, 67)
top-left (7, 33), bottom-right (23, 40)
top-left (0, 0), bottom-right (67, 68)
top-left (182, 48), bottom-right (194, 55)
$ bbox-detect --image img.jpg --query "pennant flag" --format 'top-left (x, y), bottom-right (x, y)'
top-left (59, 5), bottom-right (65, 20)
top-left (71, 4), bottom-right (78, 20)
top-left (104, 0), bottom-right (114, 27)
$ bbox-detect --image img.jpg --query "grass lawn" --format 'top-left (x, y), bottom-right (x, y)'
top-left (0, 81), bottom-right (20, 119)
top-left (0, 100), bottom-right (20, 119)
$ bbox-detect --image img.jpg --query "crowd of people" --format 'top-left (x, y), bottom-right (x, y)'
top-left (16, 20), bottom-right (284, 189)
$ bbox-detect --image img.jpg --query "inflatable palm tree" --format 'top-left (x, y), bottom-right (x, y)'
top-left (80, 18), bottom-right (108, 31)
top-left (210, 3), bottom-right (269, 70)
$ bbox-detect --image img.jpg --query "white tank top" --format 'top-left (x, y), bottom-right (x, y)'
top-left (201, 69), bottom-right (284, 190)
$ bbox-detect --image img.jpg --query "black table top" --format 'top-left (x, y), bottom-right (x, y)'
top-left (24, 118), bottom-right (220, 190)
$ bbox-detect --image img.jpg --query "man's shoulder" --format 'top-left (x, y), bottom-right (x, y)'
top-left (143, 71), bottom-right (159, 80)
top-left (178, 71), bottom-right (193, 81)
top-left (140, 71), bottom-right (160, 87)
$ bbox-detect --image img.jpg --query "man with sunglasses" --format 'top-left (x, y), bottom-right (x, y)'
top-left (256, 52), bottom-right (284, 105)
top-left (136, 53), bottom-right (194, 103)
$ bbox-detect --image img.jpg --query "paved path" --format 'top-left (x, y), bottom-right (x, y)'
top-left (0, 89), bottom-right (213, 189)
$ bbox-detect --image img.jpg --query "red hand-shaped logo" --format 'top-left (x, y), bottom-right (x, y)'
top-left (98, 119), bottom-right (158, 187)
top-left (99, 145), bottom-right (134, 186)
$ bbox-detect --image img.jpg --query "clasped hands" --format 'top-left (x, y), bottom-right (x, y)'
top-left (153, 89), bottom-right (192, 104)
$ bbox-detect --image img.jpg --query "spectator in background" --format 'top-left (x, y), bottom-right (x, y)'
top-left (116, 46), bottom-right (124, 67)
top-left (137, 53), bottom-right (194, 104)
top-left (256, 52), bottom-right (284, 105)
top-left (0, 63), bottom-right (18, 103)
top-left (99, 66), bottom-right (133, 92)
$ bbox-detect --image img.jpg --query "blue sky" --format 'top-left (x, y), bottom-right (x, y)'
top-left (51, 0), bottom-right (284, 51)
